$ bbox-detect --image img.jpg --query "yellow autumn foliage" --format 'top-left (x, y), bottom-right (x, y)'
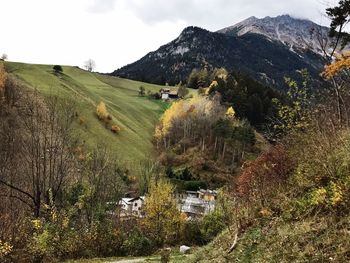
top-left (156, 96), bottom-right (221, 141)
top-left (323, 52), bottom-right (350, 79)
top-left (0, 240), bottom-right (13, 257)
top-left (96, 101), bottom-right (108, 120)
top-left (143, 179), bottom-right (185, 244)
top-left (226, 106), bottom-right (235, 118)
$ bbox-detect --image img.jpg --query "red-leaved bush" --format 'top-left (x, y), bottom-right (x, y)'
top-left (237, 144), bottom-right (292, 206)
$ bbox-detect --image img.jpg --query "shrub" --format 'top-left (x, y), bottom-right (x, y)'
top-left (237, 144), bottom-right (292, 208)
top-left (121, 228), bottom-right (153, 256)
top-left (111, 124), bottom-right (121, 134)
top-left (0, 240), bottom-right (13, 259)
top-left (200, 210), bottom-right (226, 243)
top-left (160, 248), bottom-right (171, 263)
top-left (182, 221), bottom-right (204, 245)
top-left (96, 102), bottom-right (108, 120)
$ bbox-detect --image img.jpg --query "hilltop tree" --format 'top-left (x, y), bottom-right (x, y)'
top-left (1, 54), bottom-right (8, 61)
top-left (53, 65), bottom-right (63, 74)
top-left (84, 59), bottom-right (96, 72)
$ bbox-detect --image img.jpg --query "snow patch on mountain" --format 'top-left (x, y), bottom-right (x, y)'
top-left (172, 46), bottom-right (190, 56)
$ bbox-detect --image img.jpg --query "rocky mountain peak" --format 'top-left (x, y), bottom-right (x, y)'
top-left (218, 15), bottom-right (330, 54)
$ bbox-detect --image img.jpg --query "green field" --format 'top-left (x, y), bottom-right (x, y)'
top-left (4, 61), bottom-right (172, 167)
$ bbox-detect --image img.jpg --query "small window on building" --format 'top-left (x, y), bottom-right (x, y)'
top-left (134, 203), bottom-right (138, 207)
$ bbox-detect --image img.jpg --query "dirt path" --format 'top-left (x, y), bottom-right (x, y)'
top-left (107, 258), bottom-right (147, 263)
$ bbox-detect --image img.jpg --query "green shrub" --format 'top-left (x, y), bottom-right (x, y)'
top-left (201, 210), bottom-right (226, 243)
top-left (122, 228), bottom-right (153, 256)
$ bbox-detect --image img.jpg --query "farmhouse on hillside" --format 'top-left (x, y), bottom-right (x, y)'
top-left (160, 88), bottom-right (178, 100)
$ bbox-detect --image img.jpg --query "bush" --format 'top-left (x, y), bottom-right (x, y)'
top-left (148, 92), bottom-right (161, 100)
top-left (96, 102), bottom-right (108, 120)
top-left (182, 221), bottom-right (205, 245)
top-left (200, 210), bottom-right (226, 243)
top-left (111, 124), bottom-right (121, 134)
top-left (121, 228), bottom-right (153, 256)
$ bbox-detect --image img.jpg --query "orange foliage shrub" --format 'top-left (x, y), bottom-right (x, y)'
top-left (237, 144), bottom-right (292, 205)
top-left (111, 124), bottom-right (121, 134)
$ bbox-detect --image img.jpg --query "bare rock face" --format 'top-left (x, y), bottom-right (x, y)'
top-left (218, 15), bottom-right (339, 55)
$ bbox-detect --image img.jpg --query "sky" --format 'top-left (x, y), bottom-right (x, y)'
top-left (0, 0), bottom-right (336, 72)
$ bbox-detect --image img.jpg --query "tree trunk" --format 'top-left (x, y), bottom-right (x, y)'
top-left (222, 141), bottom-right (226, 160)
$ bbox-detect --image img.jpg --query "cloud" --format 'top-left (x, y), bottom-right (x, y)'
top-left (88, 0), bottom-right (116, 13)
top-left (89, 0), bottom-right (328, 30)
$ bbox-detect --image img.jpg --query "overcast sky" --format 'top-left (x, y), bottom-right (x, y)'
top-left (0, 0), bottom-right (336, 72)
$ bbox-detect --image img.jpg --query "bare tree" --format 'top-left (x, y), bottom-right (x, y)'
top-left (0, 90), bottom-right (77, 217)
top-left (84, 59), bottom-right (96, 72)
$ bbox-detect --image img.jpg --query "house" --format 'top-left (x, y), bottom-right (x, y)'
top-left (178, 189), bottom-right (218, 219)
top-left (198, 189), bottom-right (218, 201)
top-left (160, 88), bottom-right (178, 100)
top-left (118, 196), bottom-right (145, 218)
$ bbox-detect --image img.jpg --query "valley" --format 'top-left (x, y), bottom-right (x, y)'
top-left (1, 1), bottom-right (350, 262)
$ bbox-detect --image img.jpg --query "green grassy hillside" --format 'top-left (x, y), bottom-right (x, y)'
top-left (4, 61), bottom-right (171, 166)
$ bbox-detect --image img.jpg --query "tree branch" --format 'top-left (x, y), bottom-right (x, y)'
top-left (0, 179), bottom-right (34, 201)
top-left (0, 194), bottom-right (33, 208)
top-left (227, 232), bottom-right (239, 254)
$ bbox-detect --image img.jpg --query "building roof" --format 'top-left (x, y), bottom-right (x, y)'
top-left (169, 91), bottom-right (178, 96)
top-left (119, 196), bottom-right (145, 205)
top-left (198, 189), bottom-right (218, 195)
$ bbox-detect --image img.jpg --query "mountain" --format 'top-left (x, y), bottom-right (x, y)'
top-left (112, 15), bottom-right (327, 88)
top-left (218, 14), bottom-right (332, 55)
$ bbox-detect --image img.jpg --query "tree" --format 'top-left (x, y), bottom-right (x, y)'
top-left (53, 65), bottom-right (63, 74)
top-left (0, 93), bottom-right (77, 217)
top-left (138, 86), bottom-right (145, 96)
top-left (273, 69), bottom-right (312, 135)
top-left (187, 69), bottom-right (199, 89)
top-left (79, 146), bottom-right (126, 223)
top-left (326, 0), bottom-right (350, 53)
top-left (177, 85), bottom-right (189, 98)
top-left (1, 54), bottom-right (8, 61)
top-left (143, 179), bottom-right (184, 245)
top-left (84, 59), bottom-right (96, 72)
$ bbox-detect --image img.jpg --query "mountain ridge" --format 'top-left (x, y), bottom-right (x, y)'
top-left (112, 15), bottom-right (327, 88)
top-left (218, 14), bottom-right (331, 55)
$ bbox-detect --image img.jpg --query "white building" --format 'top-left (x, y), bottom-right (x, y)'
top-left (118, 196), bottom-right (145, 218)
top-left (178, 189), bottom-right (218, 219)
